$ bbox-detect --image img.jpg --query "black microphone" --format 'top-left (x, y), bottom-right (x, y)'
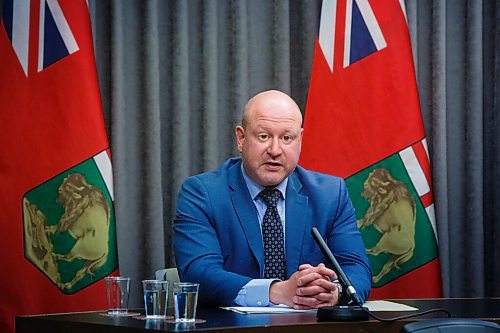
top-left (311, 227), bottom-right (369, 321)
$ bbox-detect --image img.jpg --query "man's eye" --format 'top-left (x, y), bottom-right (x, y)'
top-left (282, 135), bottom-right (292, 143)
top-left (258, 134), bottom-right (269, 140)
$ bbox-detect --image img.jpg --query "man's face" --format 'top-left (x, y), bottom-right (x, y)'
top-left (235, 92), bottom-right (303, 187)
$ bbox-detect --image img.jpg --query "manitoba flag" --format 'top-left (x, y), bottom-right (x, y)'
top-left (0, 1), bottom-right (118, 332)
top-left (300, 0), bottom-right (442, 298)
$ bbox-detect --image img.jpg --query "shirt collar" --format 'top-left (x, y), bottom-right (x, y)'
top-left (241, 163), bottom-right (288, 200)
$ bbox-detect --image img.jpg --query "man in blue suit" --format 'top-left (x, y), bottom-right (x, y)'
top-left (174, 90), bottom-right (371, 309)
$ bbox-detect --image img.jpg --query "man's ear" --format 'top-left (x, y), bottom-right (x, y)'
top-left (235, 126), bottom-right (245, 153)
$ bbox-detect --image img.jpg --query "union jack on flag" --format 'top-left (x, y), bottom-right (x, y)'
top-left (318, 0), bottom-right (398, 72)
top-left (2, 0), bottom-right (79, 76)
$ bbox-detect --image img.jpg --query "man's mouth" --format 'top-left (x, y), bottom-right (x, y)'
top-left (264, 161), bottom-right (282, 169)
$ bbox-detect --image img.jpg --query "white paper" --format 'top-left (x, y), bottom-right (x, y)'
top-left (222, 300), bottom-right (418, 314)
top-left (222, 304), bottom-right (315, 314)
top-left (363, 300), bottom-right (419, 311)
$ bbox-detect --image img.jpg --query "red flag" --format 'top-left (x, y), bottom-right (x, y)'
top-left (300, 0), bottom-right (442, 298)
top-left (0, 1), bottom-right (118, 331)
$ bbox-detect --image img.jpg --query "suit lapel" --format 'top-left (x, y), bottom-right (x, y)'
top-left (228, 161), bottom-right (264, 275)
top-left (285, 172), bottom-right (308, 277)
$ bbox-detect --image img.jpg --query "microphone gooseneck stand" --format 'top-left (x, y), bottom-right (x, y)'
top-left (311, 227), bottom-right (451, 322)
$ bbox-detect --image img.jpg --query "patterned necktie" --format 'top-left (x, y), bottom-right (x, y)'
top-left (259, 188), bottom-right (287, 280)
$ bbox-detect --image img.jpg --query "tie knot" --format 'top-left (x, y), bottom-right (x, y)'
top-left (259, 188), bottom-right (281, 207)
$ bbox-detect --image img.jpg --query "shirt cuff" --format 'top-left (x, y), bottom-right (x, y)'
top-left (233, 279), bottom-right (277, 306)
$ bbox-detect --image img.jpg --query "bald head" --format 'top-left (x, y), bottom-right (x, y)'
top-left (235, 90), bottom-right (304, 186)
top-left (241, 90), bottom-right (303, 129)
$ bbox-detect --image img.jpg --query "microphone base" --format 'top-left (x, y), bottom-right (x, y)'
top-left (316, 305), bottom-right (369, 321)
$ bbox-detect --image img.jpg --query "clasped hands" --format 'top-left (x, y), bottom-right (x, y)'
top-left (269, 263), bottom-right (340, 309)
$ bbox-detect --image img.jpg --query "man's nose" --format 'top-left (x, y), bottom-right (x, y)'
top-left (267, 138), bottom-right (282, 156)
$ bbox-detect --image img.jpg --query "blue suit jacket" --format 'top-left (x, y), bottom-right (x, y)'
top-left (174, 158), bottom-right (371, 305)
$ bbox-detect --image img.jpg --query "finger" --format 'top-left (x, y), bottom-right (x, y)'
top-left (298, 264), bottom-right (314, 271)
top-left (297, 282), bottom-right (337, 297)
top-left (309, 291), bottom-right (336, 303)
top-left (298, 276), bottom-right (338, 291)
top-left (296, 285), bottom-right (326, 296)
top-left (297, 265), bottom-right (323, 277)
top-left (299, 262), bottom-right (326, 272)
top-left (293, 295), bottom-right (324, 308)
top-left (299, 263), bottom-right (336, 280)
top-left (316, 263), bottom-right (332, 280)
top-left (305, 279), bottom-right (337, 291)
top-left (292, 303), bottom-right (314, 310)
top-left (296, 291), bottom-right (338, 308)
top-left (296, 272), bottom-right (327, 286)
top-left (293, 294), bottom-right (337, 308)
top-left (316, 301), bottom-right (337, 308)
top-left (315, 265), bottom-right (337, 280)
